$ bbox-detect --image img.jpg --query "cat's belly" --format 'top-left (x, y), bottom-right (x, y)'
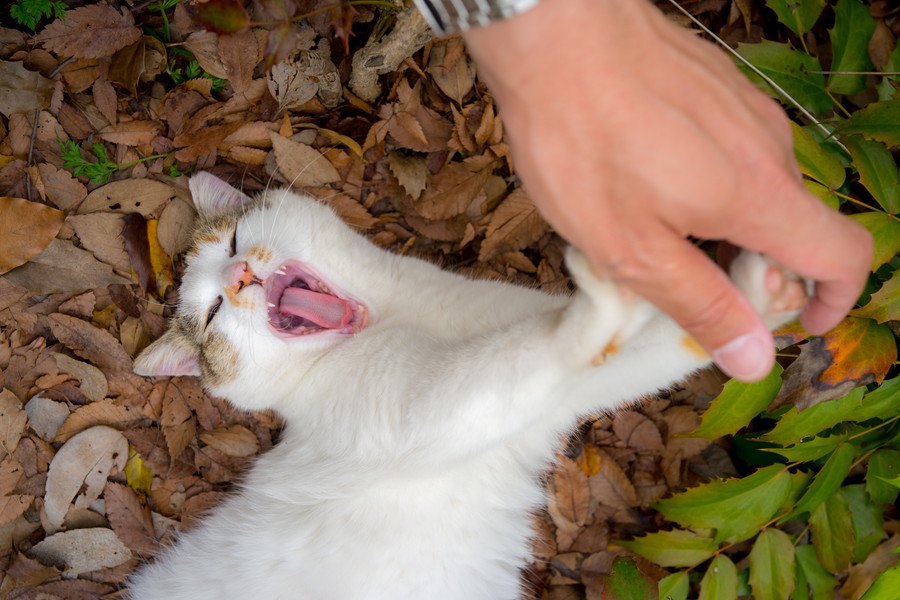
top-left (127, 448), bottom-right (548, 600)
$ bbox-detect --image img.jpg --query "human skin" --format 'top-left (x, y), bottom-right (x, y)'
top-left (462, 0), bottom-right (872, 381)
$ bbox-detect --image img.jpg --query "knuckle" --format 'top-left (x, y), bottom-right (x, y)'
top-left (676, 285), bottom-right (741, 336)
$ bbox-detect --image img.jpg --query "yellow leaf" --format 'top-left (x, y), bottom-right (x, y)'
top-left (147, 219), bottom-right (173, 299)
top-left (125, 445), bottom-right (153, 496)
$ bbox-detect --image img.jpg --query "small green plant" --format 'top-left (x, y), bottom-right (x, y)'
top-left (167, 59), bottom-right (226, 94)
top-left (148, 0), bottom-right (180, 42)
top-left (9, 0), bottom-right (66, 31)
top-left (168, 164), bottom-right (184, 178)
top-left (58, 139), bottom-right (166, 184)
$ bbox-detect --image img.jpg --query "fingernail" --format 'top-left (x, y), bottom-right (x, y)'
top-left (712, 333), bottom-right (771, 381)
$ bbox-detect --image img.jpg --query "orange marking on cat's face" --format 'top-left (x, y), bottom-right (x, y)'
top-left (194, 230), bottom-right (222, 245)
top-left (246, 245), bottom-right (273, 263)
top-left (680, 335), bottom-right (709, 359)
top-left (591, 334), bottom-right (621, 366)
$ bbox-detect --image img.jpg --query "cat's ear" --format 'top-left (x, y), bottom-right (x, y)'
top-left (134, 328), bottom-right (201, 377)
top-left (189, 172), bottom-right (251, 215)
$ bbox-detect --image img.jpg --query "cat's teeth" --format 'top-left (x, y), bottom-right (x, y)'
top-left (267, 302), bottom-right (276, 308)
top-left (275, 269), bottom-right (286, 275)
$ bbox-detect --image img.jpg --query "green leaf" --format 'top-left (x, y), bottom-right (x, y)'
top-left (783, 443), bottom-right (857, 520)
top-left (699, 555), bottom-right (738, 600)
top-left (766, 429), bottom-right (857, 462)
top-left (597, 556), bottom-right (658, 600)
top-left (618, 529), bottom-right (717, 568)
top-left (810, 490), bottom-right (855, 573)
top-left (860, 565), bottom-right (900, 600)
top-left (793, 123), bottom-right (846, 188)
top-left (834, 100), bottom-right (900, 147)
top-left (761, 387), bottom-right (866, 445)
top-left (843, 484), bottom-right (886, 562)
top-left (878, 474), bottom-right (900, 489)
top-left (749, 528), bottom-right (796, 600)
top-left (853, 270), bottom-right (900, 323)
top-left (851, 212), bottom-right (900, 270)
top-left (827, 0), bottom-right (877, 95)
top-left (653, 465), bottom-right (791, 543)
top-left (803, 180), bottom-right (841, 209)
top-left (659, 572), bottom-right (689, 600)
top-left (763, 0), bottom-right (826, 35)
top-left (866, 449), bottom-right (900, 506)
top-left (795, 544), bottom-right (838, 600)
top-left (845, 137), bottom-right (900, 214)
top-left (858, 377), bottom-right (900, 422)
top-left (690, 364), bottom-right (782, 440)
top-left (735, 41), bottom-right (832, 116)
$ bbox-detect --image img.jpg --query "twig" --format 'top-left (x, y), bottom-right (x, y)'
top-left (25, 56), bottom-right (77, 202)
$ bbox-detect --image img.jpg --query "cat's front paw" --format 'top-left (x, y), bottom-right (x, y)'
top-left (730, 252), bottom-right (810, 329)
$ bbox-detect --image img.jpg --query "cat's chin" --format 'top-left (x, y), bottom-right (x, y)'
top-left (264, 259), bottom-right (367, 340)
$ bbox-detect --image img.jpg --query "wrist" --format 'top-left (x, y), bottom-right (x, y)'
top-left (413, 0), bottom-right (540, 35)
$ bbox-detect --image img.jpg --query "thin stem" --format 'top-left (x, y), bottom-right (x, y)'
top-left (830, 189), bottom-right (899, 221)
top-left (120, 154), bottom-right (169, 169)
top-left (847, 415), bottom-right (900, 442)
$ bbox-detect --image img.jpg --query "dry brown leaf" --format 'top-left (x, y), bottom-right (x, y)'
top-left (552, 457), bottom-right (591, 527)
top-left (31, 527), bottom-right (132, 576)
top-left (588, 450), bottom-right (637, 511)
top-left (218, 30), bottom-right (259, 97)
top-left (387, 152), bottom-right (428, 201)
top-left (183, 31), bottom-right (229, 80)
top-left (23, 394), bottom-right (70, 442)
top-left (92, 78), bottom-right (117, 125)
top-left (0, 197), bottom-right (65, 275)
top-left (416, 159), bottom-right (492, 220)
top-left (479, 189), bottom-right (548, 261)
top-left (52, 352), bottom-right (108, 403)
top-left (612, 411), bottom-right (664, 452)
top-left (68, 213), bottom-right (131, 274)
top-left (35, 163), bottom-right (87, 211)
top-left (28, 580), bottom-right (114, 600)
top-left (199, 425), bottom-right (259, 458)
top-left (162, 379), bottom-right (197, 461)
top-left (661, 405), bottom-right (710, 488)
top-left (307, 190), bottom-right (378, 230)
top-left (0, 458), bottom-right (31, 526)
top-left (78, 179), bottom-right (182, 216)
top-left (98, 120), bottom-right (160, 146)
top-left (47, 313), bottom-right (134, 373)
top-left (53, 400), bottom-right (144, 443)
top-left (0, 61), bottom-right (53, 117)
top-left (267, 48), bottom-right (340, 110)
top-left (157, 198), bottom-right (197, 257)
top-left (43, 425), bottom-right (128, 531)
top-left (1, 238), bottom-right (130, 294)
top-left (0, 389), bottom-right (26, 459)
top-left (35, 5), bottom-right (142, 59)
top-left (271, 132), bottom-right (341, 188)
top-left (427, 38), bottom-right (476, 104)
top-left (840, 535), bottom-right (899, 600)
top-left (104, 482), bottom-right (159, 557)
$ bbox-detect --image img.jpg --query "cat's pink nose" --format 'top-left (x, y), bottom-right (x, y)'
top-left (223, 261), bottom-right (256, 295)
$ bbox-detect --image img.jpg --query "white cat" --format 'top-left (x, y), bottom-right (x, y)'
top-left (127, 172), bottom-right (805, 600)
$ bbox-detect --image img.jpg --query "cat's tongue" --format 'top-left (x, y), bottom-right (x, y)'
top-left (279, 287), bottom-right (352, 329)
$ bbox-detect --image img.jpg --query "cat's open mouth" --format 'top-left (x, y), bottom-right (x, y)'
top-left (264, 260), bottom-right (367, 339)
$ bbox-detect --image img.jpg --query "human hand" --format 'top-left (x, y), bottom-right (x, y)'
top-left (462, 0), bottom-right (872, 382)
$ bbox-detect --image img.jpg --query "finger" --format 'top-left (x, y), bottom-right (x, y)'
top-left (723, 183), bottom-right (873, 335)
top-left (586, 222), bottom-right (776, 382)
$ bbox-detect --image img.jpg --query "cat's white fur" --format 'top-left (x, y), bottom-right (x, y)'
top-left (127, 173), bottom-right (802, 600)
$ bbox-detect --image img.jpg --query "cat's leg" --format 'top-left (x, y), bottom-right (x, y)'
top-left (563, 250), bottom-right (809, 415)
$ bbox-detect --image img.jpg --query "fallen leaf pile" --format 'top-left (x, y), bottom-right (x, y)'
top-left (0, 1), bottom-right (897, 599)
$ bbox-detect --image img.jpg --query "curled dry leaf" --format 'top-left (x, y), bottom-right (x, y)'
top-left (0, 61), bottom-right (53, 117)
top-left (35, 5), bottom-right (142, 60)
top-left (387, 152), bottom-right (428, 201)
top-left (0, 197), bottom-right (64, 275)
top-left (43, 425), bottom-right (128, 532)
top-left (52, 352), bottom-right (108, 403)
top-left (31, 527), bottom-right (132, 576)
top-left (0, 388), bottom-right (26, 459)
top-left (104, 482), bottom-right (159, 557)
top-left (427, 38), bottom-right (476, 104)
top-left (54, 400), bottom-right (145, 443)
top-left (1, 238), bottom-right (130, 294)
top-left (271, 132), bottom-right (341, 188)
top-left (268, 47), bottom-right (342, 110)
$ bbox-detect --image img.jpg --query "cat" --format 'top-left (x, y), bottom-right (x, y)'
top-left (126, 172), bottom-right (806, 600)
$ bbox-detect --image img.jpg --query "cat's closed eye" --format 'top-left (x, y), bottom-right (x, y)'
top-left (206, 296), bottom-right (223, 327)
top-left (228, 226), bottom-right (238, 257)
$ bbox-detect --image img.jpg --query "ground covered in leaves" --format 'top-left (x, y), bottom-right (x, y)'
top-left (0, 1), bottom-right (898, 599)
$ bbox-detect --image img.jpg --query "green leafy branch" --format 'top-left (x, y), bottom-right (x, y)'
top-left (58, 139), bottom-right (167, 185)
top-left (9, 0), bottom-right (66, 32)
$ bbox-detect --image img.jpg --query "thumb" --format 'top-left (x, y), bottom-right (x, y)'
top-left (592, 231), bottom-right (775, 382)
